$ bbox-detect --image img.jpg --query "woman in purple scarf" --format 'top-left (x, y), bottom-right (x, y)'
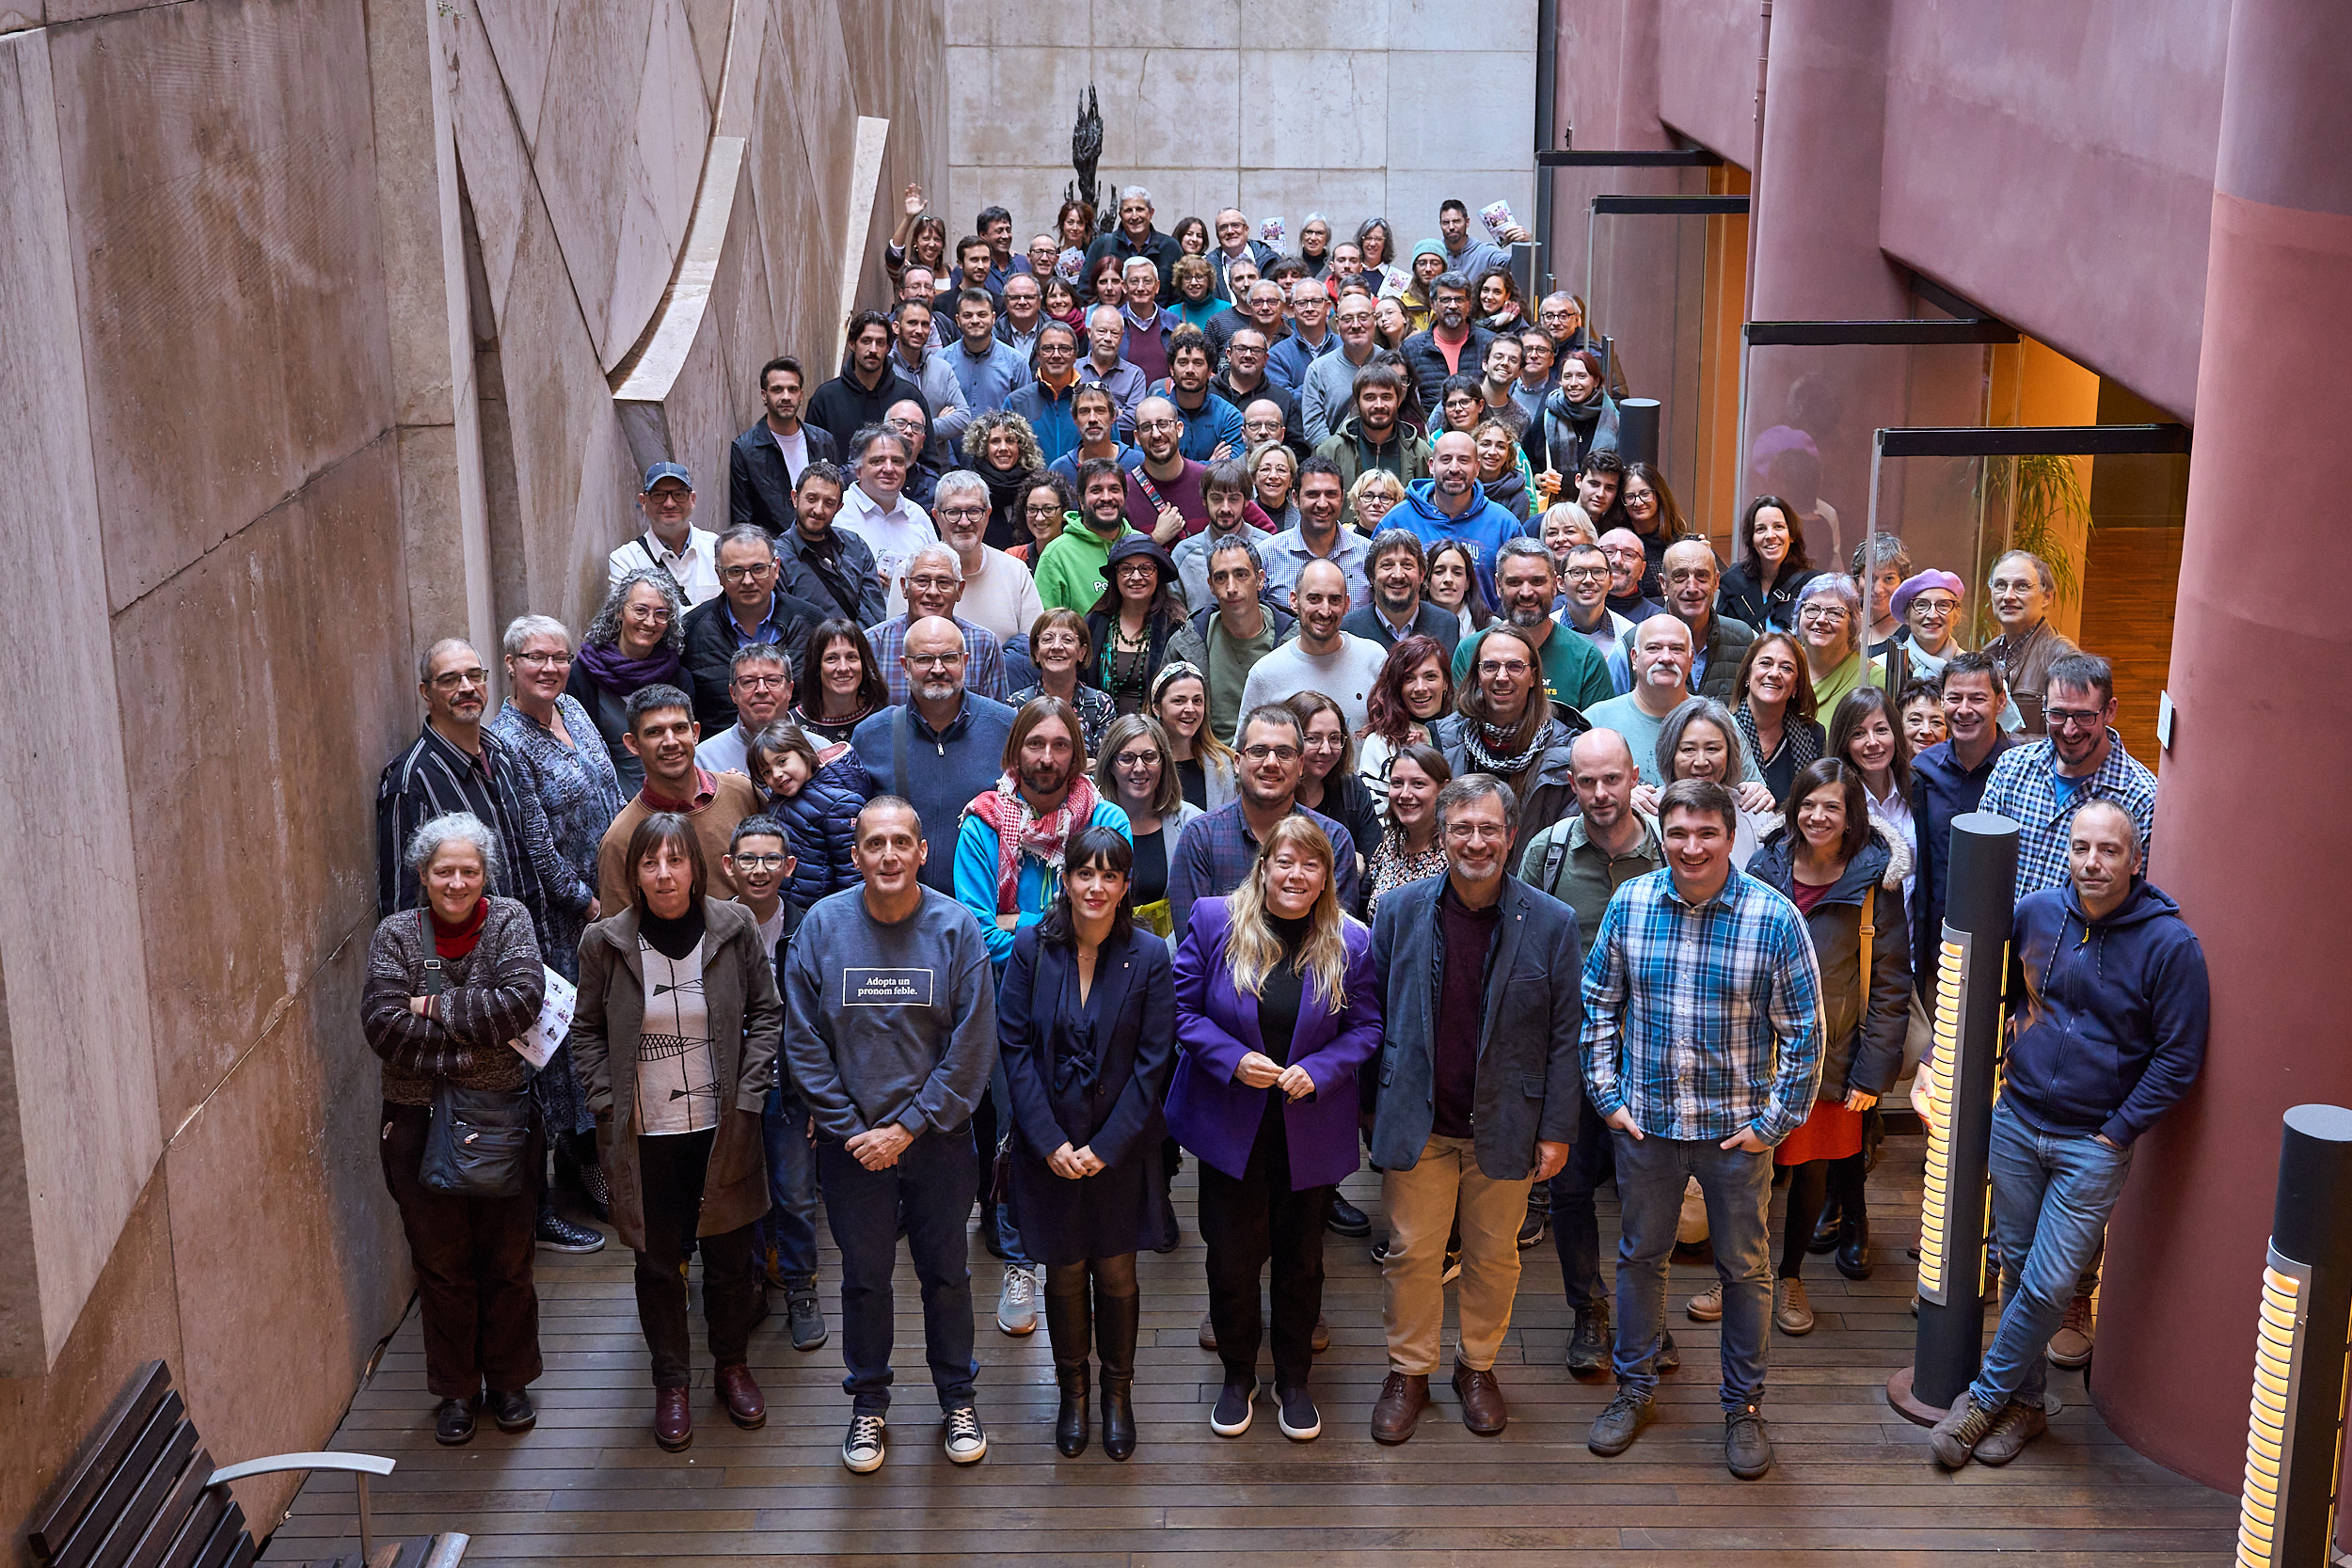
top-left (565, 567), bottom-right (690, 795)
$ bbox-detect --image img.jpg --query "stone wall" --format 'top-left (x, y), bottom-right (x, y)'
top-left (946, 0), bottom-right (1533, 266)
top-left (0, 0), bottom-right (942, 1544)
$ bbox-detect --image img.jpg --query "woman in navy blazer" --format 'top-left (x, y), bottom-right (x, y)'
top-left (1168, 815), bottom-right (1382, 1444)
top-left (999, 827), bottom-right (1177, 1462)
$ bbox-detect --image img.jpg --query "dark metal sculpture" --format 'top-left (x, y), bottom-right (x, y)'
top-left (1067, 87), bottom-right (1108, 232)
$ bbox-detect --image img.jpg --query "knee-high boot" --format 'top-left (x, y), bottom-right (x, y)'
top-left (1096, 1288), bottom-right (1141, 1462)
top-left (1045, 1280), bottom-right (1091, 1457)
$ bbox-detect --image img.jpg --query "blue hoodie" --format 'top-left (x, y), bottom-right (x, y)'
top-left (2007, 877), bottom-right (2208, 1148)
top-left (1397, 475), bottom-right (1528, 604)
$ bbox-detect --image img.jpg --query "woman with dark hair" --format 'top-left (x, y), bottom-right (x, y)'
top-left (567, 567), bottom-right (690, 794)
top-left (1615, 462), bottom-right (1684, 598)
top-left (1357, 633), bottom-right (1454, 809)
top-left (1538, 348), bottom-right (1619, 487)
top-left (997, 824), bottom-right (1177, 1459)
top-left (1287, 690), bottom-right (1379, 888)
top-left (570, 814), bottom-right (783, 1451)
top-left (1472, 419), bottom-right (1533, 521)
top-left (1355, 217), bottom-right (1406, 295)
top-left (1054, 199), bottom-right (1096, 284)
top-left (364, 813), bottom-right (548, 1446)
top-left (1086, 252), bottom-right (1128, 309)
top-left (787, 619), bottom-right (890, 747)
top-left (1011, 607), bottom-right (1117, 758)
top-left (886, 184), bottom-right (948, 287)
top-left (1169, 816), bottom-right (1381, 1443)
top-left (1423, 538), bottom-right (1495, 640)
top-left (1731, 631), bottom-right (1823, 804)
top-left (1472, 266), bottom-right (1524, 334)
top-left (1362, 743), bottom-right (1452, 915)
top-left (1718, 495), bottom-right (1820, 633)
top-left (1630, 697), bottom-right (1776, 867)
top-left (964, 410), bottom-right (1046, 551)
top-left (1828, 685), bottom-right (1916, 898)
top-left (1171, 214), bottom-right (1211, 257)
top-left (1152, 661), bottom-right (1237, 810)
top-left (1092, 714), bottom-right (1202, 934)
top-left (1740, 757), bottom-right (1911, 1331)
top-left (1373, 294), bottom-right (1413, 353)
top-left (1042, 275), bottom-right (1086, 330)
top-left (1012, 471), bottom-right (1075, 566)
top-left (744, 719), bottom-right (874, 908)
top-left (1085, 535), bottom-right (1186, 713)
top-left (1437, 374), bottom-right (1486, 439)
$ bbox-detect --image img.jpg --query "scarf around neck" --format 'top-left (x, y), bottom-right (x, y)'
top-left (967, 771), bottom-right (1102, 914)
top-left (577, 637), bottom-right (681, 693)
top-left (1464, 709), bottom-right (1549, 777)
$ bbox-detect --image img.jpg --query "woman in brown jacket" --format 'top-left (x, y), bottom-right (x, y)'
top-left (571, 813), bottom-right (783, 1451)
top-left (363, 812), bottom-right (548, 1448)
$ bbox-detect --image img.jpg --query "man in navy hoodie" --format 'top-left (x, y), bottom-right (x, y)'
top-left (1930, 799), bottom-right (2207, 1470)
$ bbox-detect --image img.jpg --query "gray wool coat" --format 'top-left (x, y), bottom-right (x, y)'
top-left (569, 897), bottom-right (783, 1251)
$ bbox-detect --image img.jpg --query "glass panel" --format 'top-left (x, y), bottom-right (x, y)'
top-left (1864, 452), bottom-right (2014, 697)
top-left (1584, 207), bottom-right (1713, 517)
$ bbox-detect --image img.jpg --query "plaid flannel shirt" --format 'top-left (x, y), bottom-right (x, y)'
top-left (1581, 866), bottom-right (1824, 1145)
top-left (1977, 729), bottom-right (2157, 900)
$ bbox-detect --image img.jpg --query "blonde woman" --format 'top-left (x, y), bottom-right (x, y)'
top-left (1348, 467), bottom-right (1408, 535)
top-left (1168, 816), bottom-right (1381, 1444)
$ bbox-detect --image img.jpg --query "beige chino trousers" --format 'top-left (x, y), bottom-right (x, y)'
top-left (1381, 1134), bottom-right (1534, 1374)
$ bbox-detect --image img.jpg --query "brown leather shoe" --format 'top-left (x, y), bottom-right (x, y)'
top-left (1369, 1370), bottom-right (1430, 1445)
top-left (1452, 1360), bottom-right (1508, 1435)
top-left (654, 1386), bottom-right (692, 1451)
top-left (716, 1362), bottom-right (766, 1430)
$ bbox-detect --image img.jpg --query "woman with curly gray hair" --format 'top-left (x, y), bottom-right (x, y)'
top-left (964, 408), bottom-right (1046, 550)
top-left (566, 566), bottom-right (690, 794)
top-left (362, 812), bottom-right (548, 1448)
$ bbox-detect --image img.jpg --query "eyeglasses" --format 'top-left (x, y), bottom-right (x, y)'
top-left (430, 669), bottom-right (489, 689)
top-left (512, 650), bottom-right (571, 669)
top-left (934, 505), bottom-right (987, 521)
top-left (2045, 708), bottom-right (2107, 731)
top-left (1798, 606), bottom-right (1848, 624)
top-left (906, 574), bottom-right (960, 593)
top-left (1240, 744), bottom-right (1301, 764)
top-left (1136, 419), bottom-right (1181, 433)
top-left (1910, 595), bottom-right (1960, 617)
top-left (625, 605), bottom-right (673, 623)
top-left (732, 853), bottom-right (789, 870)
top-left (734, 673), bottom-right (788, 690)
top-left (1116, 562), bottom-right (1157, 578)
top-left (905, 652), bottom-right (962, 671)
top-left (1113, 750), bottom-right (1160, 769)
top-left (1564, 566), bottom-right (1609, 581)
top-left (1444, 822), bottom-right (1508, 842)
top-left (1478, 659), bottom-right (1532, 678)
top-left (1026, 500), bottom-right (1065, 516)
top-left (645, 487), bottom-right (691, 504)
top-left (719, 562), bottom-right (774, 582)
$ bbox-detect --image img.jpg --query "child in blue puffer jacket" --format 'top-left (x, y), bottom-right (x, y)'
top-left (747, 721), bottom-right (875, 910)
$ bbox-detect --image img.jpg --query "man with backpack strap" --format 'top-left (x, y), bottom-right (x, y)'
top-left (1513, 728), bottom-right (1677, 1379)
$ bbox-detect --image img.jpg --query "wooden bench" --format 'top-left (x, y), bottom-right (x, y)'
top-left (27, 1360), bottom-right (467, 1568)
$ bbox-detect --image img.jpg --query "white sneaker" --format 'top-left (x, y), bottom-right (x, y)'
top-left (841, 1413), bottom-right (886, 1473)
top-left (944, 1404), bottom-right (989, 1464)
top-left (996, 1263), bottom-right (1038, 1336)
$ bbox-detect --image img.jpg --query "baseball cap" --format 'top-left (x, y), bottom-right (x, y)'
top-left (641, 462), bottom-right (692, 493)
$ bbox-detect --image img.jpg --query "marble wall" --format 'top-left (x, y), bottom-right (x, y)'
top-left (0, 0), bottom-right (944, 1542)
top-left (944, 0), bottom-right (1534, 268)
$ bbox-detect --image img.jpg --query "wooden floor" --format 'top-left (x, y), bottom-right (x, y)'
top-left (264, 1134), bottom-right (2236, 1564)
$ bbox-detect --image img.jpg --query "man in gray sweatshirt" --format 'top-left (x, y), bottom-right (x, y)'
top-left (783, 796), bottom-right (999, 1475)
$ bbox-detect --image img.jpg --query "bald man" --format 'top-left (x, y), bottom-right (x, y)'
top-left (1234, 558), bottom-right (1391, 732)
top-left (849, 615), bottom-right (1018, 896)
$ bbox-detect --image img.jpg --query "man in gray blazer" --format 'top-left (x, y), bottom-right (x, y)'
top-left (1365, 771), bottom-right (1584, 1445)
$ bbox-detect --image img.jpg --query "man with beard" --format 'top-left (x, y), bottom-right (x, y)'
top-left (1172, 460), bottom-right (1279, 609)
top-left (849, 617), bottom-right (1018, 897)
top-left (731, 356), bottom-right (839, 537)
top-left (866, 541), bottom-right (1012, 705)
top-left (1366, 772), bottom-right (1584, 1444)
top-left (1261, 458), bottom-right (1372, 611)
top-left (951, 696), bottom-right (1133, 1338)
top-left (1433, 623), bottom-right (1581, 858)
top-left (1342, 529), bottom-right (1459, 657)
top-left (1153, 328), bottom-right (1244, 464)
top-left (1449, 539), bottom-right (1613, 712)
top-left (1597, 527), bottom-right (1661, 625)
top-left (1036, 459), bottom-right (1141, 614)
top-left (1165, 702), bottom-right (1360, 942)
top-left (1120, 395), bottom-right (1214, 545)
top-left (1237, 559), bottom-right (1390, 733)
top-left (809, 309), bottom-right (930, 454)
top-left (594, 685), bottom-right (764, 911)
top-left (1315, 362), bottom-right (1431, 501)
top-left (1167, 535), bottom-right (1297, 742)
top-left (779, 461), bottom-right (888, 628)
top-left (1043, 382), bottom-right (1143, 494)
top-left (1400, 272), bottom-right (1495, 417)
top-left (1605, 540), bottom-right (1754, 702)
top-left (1397, 432), bottom-right (1523, 606)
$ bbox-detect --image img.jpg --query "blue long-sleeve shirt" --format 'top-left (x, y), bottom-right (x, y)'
top-left (953, 800), bottom-right (1134, 969)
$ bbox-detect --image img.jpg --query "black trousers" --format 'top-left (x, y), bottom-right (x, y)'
top-left (1196, 1111), bottom-right (1329, 1389)
top-left (380, 1101), bottom-right (544, 1400)
top-left (634, 1129), bottom-right (761, 1388)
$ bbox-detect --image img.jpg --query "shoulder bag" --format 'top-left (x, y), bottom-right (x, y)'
top-left (416, 911), bottom-right (536, 1198)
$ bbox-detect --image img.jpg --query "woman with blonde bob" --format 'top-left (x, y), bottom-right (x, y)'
top-left (1167, 809), bottom-right (1381, 1446)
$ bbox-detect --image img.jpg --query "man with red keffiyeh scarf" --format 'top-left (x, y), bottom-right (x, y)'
top-left (953, 695), bottom-right (1134, 974)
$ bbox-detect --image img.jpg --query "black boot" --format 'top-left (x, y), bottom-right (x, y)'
top-left (1097, 1290), bottom-right (1141, 1462)
top-left (1808, 1193), bottom-right (1842, 1254)
top-left (1045, 1284), bottom-right (1091, 1456)
top-left (1836, 1210), bottom-right (1875, 1280)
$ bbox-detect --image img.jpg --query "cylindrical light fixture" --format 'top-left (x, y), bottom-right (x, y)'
top-left (1616, 397), bottom-right (1661, 467)
top-left (2234, 1104), bottom-right (2352, 1568)
top-left (1889, 810), bottom-right (2017, 1424)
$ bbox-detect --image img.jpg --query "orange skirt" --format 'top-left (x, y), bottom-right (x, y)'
top-left (1774, 1098), bottom-right (1865, 1166)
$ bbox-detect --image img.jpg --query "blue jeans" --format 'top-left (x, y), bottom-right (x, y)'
top-left (818, 1126), bottom-right (979, 1416)
top-left (1548, 1097), bottom-right (1614, 1307)
top-left (1611, 1131), bottom-right (1774, 1411)
top-left (758, 1085), bottom-right (822, 1284)
top-left (1970, 1100), bottom-right (2133, 1409)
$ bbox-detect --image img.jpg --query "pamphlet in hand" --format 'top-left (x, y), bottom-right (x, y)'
top-left (512, 965), bottom-right (576, 1070)
top-left (1481, 199), bottom-right (1520, 244)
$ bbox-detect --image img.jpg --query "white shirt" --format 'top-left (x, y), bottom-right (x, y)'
top-left (837, 485), bottom-right (937, 592)
top-left (774, 424), bottom-right (810, 483)
top-left (1234, 632), bottom-right (1391, 734)
top-left (888, 545), bottom-right (1045, 644)
top-left (608, 526), bottom-right (722, 608)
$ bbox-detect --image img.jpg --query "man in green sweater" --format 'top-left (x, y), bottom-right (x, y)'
top-left (1033, 457), bottom-right (1136, 612)
top-left (1452, 537), bottom-right (1615, 715)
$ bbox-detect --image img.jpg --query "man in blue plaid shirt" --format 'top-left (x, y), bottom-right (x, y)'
top-left (1979, 653), bottom-right (2156, 899)
top-left (1579, 777), bottom-right (1823, 1481)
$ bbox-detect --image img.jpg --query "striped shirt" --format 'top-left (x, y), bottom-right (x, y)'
top-left (374, 722), bottom-right (552, 946)
top-left (1977, 729), bottom-right (2157, 900)
top-left (865, 613), bottom-right (1012, 706)
top-left (1581, 866), bottom-right (1824, 1144)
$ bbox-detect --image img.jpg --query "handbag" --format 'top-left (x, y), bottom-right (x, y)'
top-left (413, 911), bottom-right (535, 1198)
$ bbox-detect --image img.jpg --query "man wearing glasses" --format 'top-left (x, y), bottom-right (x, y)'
top-left (849, 617), bottom-right (1018, 897)
top-left (694, 646), bottom-right (796, 776)
top-left (865, 539), bottom-right (1011, 705)
top-left (681, 527), bottom-right (828, 739)
top-left (1120, 395), bottom-right (1214, 546)
top-left (1006, 323), bottom-right (1090, 467)
top-left (1164, 703), bottom-right (1360, 942)
top-left (1980, 548), bottom-right (2082, 736)
top-left (919, 469), bottom-right (1042, 645)
top-left (609, 461), bottom-right (723, 607)
top-left (1556, 541), bottom-right (1636, 675)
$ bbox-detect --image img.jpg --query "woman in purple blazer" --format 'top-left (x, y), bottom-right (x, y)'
top-left (1168, 815), bottom-right (1382, 1445)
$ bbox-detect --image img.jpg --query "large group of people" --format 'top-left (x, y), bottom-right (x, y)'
top-left (364, 190), bottom-right (2208, 1482)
